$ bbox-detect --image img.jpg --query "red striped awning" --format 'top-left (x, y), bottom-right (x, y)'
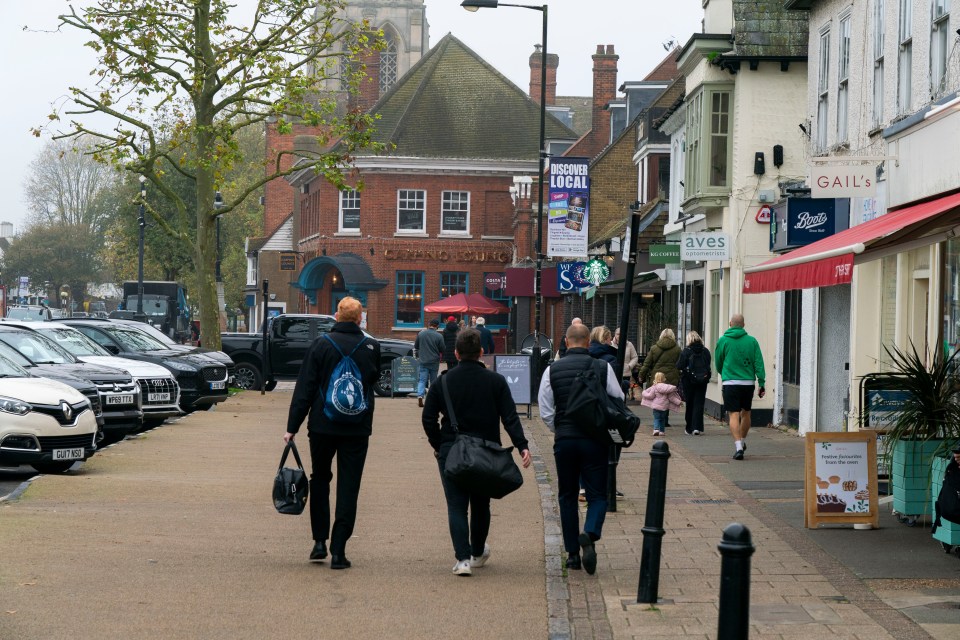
top-left (743, 192), bottom-right (960, 294)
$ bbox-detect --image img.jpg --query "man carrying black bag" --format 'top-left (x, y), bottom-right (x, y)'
top-left (284, 297), bottom-right (380, 570)
top-left (538, 323), bottom-right (625, 575)
top-left (422, 329), bottom-right (531, 577)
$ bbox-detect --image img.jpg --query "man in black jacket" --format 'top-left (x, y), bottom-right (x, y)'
top-left (284, 297), bottom-right (380, 570)
top-left (442, 316), bottom-right (459, 370)
top-left (422, 329), bottom-right (531, 576)
top-left (538, 322), bottom-right (623, 575)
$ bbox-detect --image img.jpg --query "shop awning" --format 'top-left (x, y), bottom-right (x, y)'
top-left (743, 192), bottom-right (960, 294)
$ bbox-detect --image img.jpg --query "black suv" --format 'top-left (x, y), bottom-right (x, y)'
top-left (61, 319), bottom-right (229, 412)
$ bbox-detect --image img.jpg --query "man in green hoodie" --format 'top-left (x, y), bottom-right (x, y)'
top-left (714, 314), bottom-right (765, 460)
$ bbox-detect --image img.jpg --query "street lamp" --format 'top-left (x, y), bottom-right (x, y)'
top-left (462, 0), bottom-right (548, 377)
top-left (135, 175), bottom-right (147, 323)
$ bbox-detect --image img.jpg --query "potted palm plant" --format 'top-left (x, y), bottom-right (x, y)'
top-left (879, 343), bottom-right (960, 519)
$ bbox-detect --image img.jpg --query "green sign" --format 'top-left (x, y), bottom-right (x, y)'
top-left (649, 244), bottom-right (681, 264)
top-left (583, 258), bottom-right (610, 286)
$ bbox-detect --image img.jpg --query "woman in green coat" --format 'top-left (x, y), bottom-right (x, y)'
top-left (637, 328), bottom-right (682, 387)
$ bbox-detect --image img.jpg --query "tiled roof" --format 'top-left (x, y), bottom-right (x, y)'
top-left (642, 48), bottom-right (680, 82)
top-left (357, 34), bottom-right (578, 159)
top-left (554, 96), bottom-right (593, 137)
top-left (731, 0), bottom-right (809, 58)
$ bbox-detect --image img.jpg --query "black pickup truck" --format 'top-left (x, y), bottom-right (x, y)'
top-left (220, 314), bottom-right (414, 396)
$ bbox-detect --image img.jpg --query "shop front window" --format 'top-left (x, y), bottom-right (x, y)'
top-left (395, 271), bottom-right (423, 327)
top-left (440, 272), bottom-right (468, 298)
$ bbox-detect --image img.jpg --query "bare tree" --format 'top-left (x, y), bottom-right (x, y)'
top-left (35, 0), bottom-right (386, 349)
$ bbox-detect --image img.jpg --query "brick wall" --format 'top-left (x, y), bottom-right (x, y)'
top-left (264, 122), bottom-right (323, 238)
top-left (529, 47), bottom-right (559, 106)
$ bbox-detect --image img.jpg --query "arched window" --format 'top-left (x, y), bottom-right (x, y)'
top-left (379, 37), bottom-right (398, 95)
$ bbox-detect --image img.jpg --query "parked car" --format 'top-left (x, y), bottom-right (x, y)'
top-left (110, 318), bottom-right (236, 383)
top-left (60, 319), bottom-right (229, 413)
top-left (22, 322), bottom-right (182, 429)
top-left (0, 325), bottom-right (141, 445)
top-left (219, 313), bottom-right (414, 396)
top-left (5, 305), bottom-right (55, 322)
top-left (0, 353), bottom-right (100, 474)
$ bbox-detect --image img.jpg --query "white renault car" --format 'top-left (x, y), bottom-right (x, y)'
top-left (0, 354), bottom-right (99, 474)
top-left (18, 322), bottom-right (183, 429)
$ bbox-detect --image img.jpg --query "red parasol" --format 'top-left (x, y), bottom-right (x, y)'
top-left (423, 292), bottom-right (509, 315)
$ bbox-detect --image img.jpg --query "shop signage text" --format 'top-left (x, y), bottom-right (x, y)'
top-left (484, 273), bottom-right (505, 290)
top-left (649, 244), bottom-right (681, 264)
top-left (680, 232), bottom-right (730, 261)
top-left (279, 252), bottom-right (298, 271)
top-left (384, 249), bottom-right (510, 263)
top-left (557, 262), bottom-right (591, 293)
top-left (547, 157), bottom-right (590, 258)
top-left (811, 166), bottom-right (876, 198)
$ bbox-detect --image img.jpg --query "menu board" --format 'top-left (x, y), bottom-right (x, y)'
top-left (804, 432), bottom-right (879, 529)
top-left (390, 357), bottom-right (419, 396)
top-left (494, 355), bottom-right (531, 405)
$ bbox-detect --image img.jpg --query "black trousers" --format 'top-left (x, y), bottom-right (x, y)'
top-left (683, 381), bottom-right (708, 434)
top-left (308, 433), bottom-right (369, 555)
top-left (436, 442), bottom-right (491, 561)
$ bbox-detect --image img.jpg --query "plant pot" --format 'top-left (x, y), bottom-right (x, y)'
top-left (932, 455), bottom-right (960, 546)
top-left (891, 439), bottom-right (944, 515)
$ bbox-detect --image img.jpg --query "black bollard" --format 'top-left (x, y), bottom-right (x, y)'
top-left (717, 523), bottom-right (755, 640)
top-left (637, 440), bottom-right (670, 603)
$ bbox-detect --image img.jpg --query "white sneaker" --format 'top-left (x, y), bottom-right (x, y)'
top-left (471, 544), bottom-right (491, 568)
top-left (452, 559), bottom-right (472, 576)
top-left (693, 430), bottom-right (701, 436)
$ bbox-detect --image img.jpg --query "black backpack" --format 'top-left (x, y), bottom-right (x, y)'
top-left (562, 360), bottom-right (640, 447)
top-left (933, 460), bottom-right (960, 533)
top-left (687, 349), bottom-right (711, 383)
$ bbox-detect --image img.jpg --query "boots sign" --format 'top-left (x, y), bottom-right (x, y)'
top-left (680, 232), bottom-right (730, 261)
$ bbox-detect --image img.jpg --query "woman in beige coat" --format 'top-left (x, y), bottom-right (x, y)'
top-left (613, 328), bottom-right (639, 399)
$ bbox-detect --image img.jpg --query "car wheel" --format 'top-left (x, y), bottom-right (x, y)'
top-left (264, 380), bottom-right (278, 392)
top-left (374, 363), bottom-right (393, 397)
top-left (233, 362), bottom-right (263, 390)
top-left (31, 461), bottom-right (76, 474)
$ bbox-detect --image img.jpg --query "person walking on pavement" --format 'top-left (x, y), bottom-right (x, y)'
top-left (612, 327), bottom-right (638, 398)
top-left (284, 297), bottom-right (381, 570)
top-left (476, 316), bottom-right (495, 354)
top-left (538, 323), bottom-right (624, 575)
top-left (557, 317), bottom-right (582, 359)
top-left (422, 329), bottom-right (532, 576)
top-left (677, 330), bottom-right (711, 435)
top-left (637, 328), bottom-right (682, 428)
top-left (641, 372), bottom-right (683, 436)
top-left (714, 313), bottom-right (765, 460)
top-left (588, 325), bottom-right (618, 365)
top-left (414, 318), bottom-right (445, 408)
top-left (442, 316), bottom-right (460, 371)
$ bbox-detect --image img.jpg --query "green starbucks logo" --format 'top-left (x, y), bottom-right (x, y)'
top-left (583, 258), bottom-right (610, 286)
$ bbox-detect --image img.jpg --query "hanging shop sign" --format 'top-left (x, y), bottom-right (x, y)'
top-left (557, 262), bottom-right (592, 293)
top-left (811, 165), bottom-right (877, 198)
top-left (547, 157), bottom-right (591, 258)
top-left (279, 252), bottom-right (298, 271)
top-left (770, 197), bottom-right (850, 252)
top-left (804, 431), bottom-right (879, 529)
top-left (756, 205), bottom-right (772, 223)
top-left (649, 244), bottom-right (681, 264)
top-left (680, 232), bottom-right (730, 261)
top-left (582, 258), bottom-right (610, 286)
top-left (484, 273), bottom-right (505, 291)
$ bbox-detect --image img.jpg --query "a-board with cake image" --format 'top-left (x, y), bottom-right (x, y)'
top-left (805, 431), bottom-right (880, 529)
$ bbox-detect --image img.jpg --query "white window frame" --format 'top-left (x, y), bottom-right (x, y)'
top-left (930, 0), bottom-right (950, 97)
top-left (397, 189), bottom-right (427, 234)
top-left (873, 0), bottom-right (885, 127)
top-left (338, 189), bottom-right (360, 233)
top-left (817, 27), bottom-right (831, 152)
top-left (837, 14), bottom-right (851, 143)
top-left (898, 0), bottom-right (913, 114)
top-left (440, 191), bottom-right (470, 236)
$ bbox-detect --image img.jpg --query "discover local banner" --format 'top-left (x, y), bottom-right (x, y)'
top-left (547, 157), bottom-right (590, 258)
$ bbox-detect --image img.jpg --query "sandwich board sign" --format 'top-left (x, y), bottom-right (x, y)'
top-left (804, 431), bottom-right (879, 529)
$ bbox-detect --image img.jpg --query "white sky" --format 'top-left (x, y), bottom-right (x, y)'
top-left (0, 1), bottom-right (702, 233)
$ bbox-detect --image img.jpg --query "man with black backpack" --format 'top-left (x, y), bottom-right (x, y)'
top-left (677, 330), bottom-right (711, 436)
top-left (538, 323), bottom-right (624, 575)
top-left (284, 297), bottom-right (381, 570)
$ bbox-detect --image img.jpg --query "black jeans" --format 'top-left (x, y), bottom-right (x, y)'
top-left (436, 441), bottom-right (491, 561)
top-left (554, 437), bottom-right (608, 555)
top-left (683, 381), bottom-right (708, 434)
top-left (308, 433), bottom-right (369, 555)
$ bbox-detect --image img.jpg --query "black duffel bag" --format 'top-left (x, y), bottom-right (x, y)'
top-left (440, 376), bottom-right (523, 500)
top-left (273, 440), bottom-right (309, 515)
top-left (564, 359), bottom-right (641, 447)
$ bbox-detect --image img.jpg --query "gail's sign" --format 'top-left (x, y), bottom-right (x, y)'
top-left (811, 166), bottom-right (876, 198)
top-left (680, 232), bottom-right (730, 261)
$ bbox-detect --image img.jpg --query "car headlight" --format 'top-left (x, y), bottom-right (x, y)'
top-left (0, 396), bottom-right (32, 416)
top-left (165, 360), bottom-right (198, 372)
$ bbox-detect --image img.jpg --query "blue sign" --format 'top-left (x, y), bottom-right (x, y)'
top-left (866, 389), bottom-right (910, 429)
top-left (770, 198), bottom-right (850, 252)
top-left (557, 262), bottom-right (591, 293)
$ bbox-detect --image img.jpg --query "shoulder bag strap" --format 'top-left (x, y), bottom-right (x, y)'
top-left (440, 375), bottom-right (459, 433)
top-left (323, 334), bottom-right (345, 357)
top-left (279, 441), bottom-right (305, 471)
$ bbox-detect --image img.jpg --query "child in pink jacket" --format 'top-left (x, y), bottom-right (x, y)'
top-left (641, 372), bottom-right (683, 436)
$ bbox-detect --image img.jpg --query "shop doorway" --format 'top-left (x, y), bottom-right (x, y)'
top-left (816, 284), bottom-right (851, 432)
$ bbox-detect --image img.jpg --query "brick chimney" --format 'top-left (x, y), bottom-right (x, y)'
top-left (591, 44), bottom-right (618, 147)
top-left (529, 45), bottom-right (559, 106)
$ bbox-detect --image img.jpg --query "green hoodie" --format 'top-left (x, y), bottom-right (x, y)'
top-left (714, 327), bottom-right (765, 387)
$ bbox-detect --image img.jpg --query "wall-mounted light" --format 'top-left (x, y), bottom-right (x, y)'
top-left (332, 274), bottom-right (338, 284)
top-left (269, 293), bottom-right (277, 301)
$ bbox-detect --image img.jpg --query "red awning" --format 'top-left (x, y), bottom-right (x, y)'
top-left (743, 192), bottom-right (960, 294)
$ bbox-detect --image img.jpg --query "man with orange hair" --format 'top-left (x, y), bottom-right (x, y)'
top-left (285, 297), bottom-right (381, 569)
